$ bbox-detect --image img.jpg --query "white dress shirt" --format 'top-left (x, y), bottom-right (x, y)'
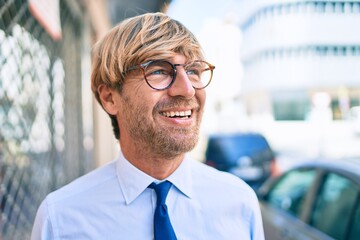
top-left (31, 151), bottom-right (264, 240)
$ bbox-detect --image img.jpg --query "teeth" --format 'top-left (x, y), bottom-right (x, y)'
top-left (162, 110), bottom-right (191, 118)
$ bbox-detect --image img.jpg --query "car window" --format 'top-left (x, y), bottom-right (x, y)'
top-left (310, 172), bottom-right (358, 240)
top-left (349, 200), bottom-right (360, 240)
top-left (266, 168), bottom-right (316, 217)
top-left (206, 134), bottom-right (272, 161)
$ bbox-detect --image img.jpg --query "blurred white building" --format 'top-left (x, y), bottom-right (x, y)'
top-left (237, 0), bottom-right (360, 121)
top-left (236, 0), bottom-right (360, 158)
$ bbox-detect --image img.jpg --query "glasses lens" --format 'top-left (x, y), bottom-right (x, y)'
top-left (143, 61), bottom-right (174, 90)
top-left (186, 61), bottom-right (213, 89)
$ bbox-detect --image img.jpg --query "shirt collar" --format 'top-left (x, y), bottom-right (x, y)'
top-left (167, 155), bottom-right (193, 199)
top-left (116, 150), bottom-right (193, 205)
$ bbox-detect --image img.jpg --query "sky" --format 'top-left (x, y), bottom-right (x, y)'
top-left (167, 0), bottom-right (241, 35)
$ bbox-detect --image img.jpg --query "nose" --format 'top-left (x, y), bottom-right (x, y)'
top-left (167, 68), bottom-right (196, 98)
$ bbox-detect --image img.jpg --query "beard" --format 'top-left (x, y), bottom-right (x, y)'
top-left (120, 95), bottom-right (202, 159)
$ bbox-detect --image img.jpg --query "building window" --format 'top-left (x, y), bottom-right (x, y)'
top-left (272, 91), bottom-right (310, 121)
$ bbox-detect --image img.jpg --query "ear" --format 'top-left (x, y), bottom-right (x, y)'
top-left (97, 84), bottom-right (120, 115)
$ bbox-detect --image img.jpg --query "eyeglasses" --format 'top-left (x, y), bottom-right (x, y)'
top-left (126, 60), bottom-right (215, 90)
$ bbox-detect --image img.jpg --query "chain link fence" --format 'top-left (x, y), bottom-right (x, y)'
top-left (0, 0), bottom-right (94, 239)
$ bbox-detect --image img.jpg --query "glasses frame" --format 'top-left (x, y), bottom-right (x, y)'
top-left (126, 60), bottom-right (215, 91)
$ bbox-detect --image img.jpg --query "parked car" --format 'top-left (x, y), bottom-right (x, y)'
top-left (257, 158), bottom-right (360, 240)
top-left (204, 132), bottom-right (276, 189)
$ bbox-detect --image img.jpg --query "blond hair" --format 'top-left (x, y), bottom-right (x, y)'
top-left (91, 12), bottom-right (204, 103)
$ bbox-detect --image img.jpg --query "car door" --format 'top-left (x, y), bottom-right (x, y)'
top-left (259, 168), bottom-right (333, 240)
top-left (307, 171), bottom-right (360, 240)
top-left (348, 199), bottom-right (360, 240)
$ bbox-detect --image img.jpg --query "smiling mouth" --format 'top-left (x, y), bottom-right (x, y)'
top-left (160, 110), bottom-right (192, 119)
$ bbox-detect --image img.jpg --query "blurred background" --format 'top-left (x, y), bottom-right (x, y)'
top-left (1, 0), bottom-right (360, 238)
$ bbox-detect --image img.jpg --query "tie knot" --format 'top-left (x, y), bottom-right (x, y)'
top-left (149, 181), bottom-right (172, 205)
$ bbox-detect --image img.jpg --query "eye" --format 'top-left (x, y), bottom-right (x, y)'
top-left (149, 68), bottom-right (168, 76)
top-left (145, 65), bottom-right (170, 78)
top-left (186, 68), bottom-right (200, 76)
top-left (144, 61), bottom-right (174, 84)
top-left (185, 63), bottom-right (203, 81)
top-left (145, 61), bottom-right (173, 77)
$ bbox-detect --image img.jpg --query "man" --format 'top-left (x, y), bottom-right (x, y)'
top-left (31, 12), bottom-right (264, 239)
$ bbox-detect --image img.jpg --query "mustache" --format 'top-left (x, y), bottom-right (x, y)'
top-left (155, 97), bottom-right (200, 111)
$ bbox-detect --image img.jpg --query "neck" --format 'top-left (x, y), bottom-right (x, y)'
top-left (119, 139), bottom-right (185, 180)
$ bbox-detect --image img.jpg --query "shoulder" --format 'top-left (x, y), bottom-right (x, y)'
top-left (188, 160), bottom-right (263, 231)
top-left (189, 159), bottom-right (256, 197)
top-left (47, 159), bottom-right (118, 204)
top-left (32, 160), bottom-right (120, 238)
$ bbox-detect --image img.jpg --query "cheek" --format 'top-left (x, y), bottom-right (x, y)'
top-left (125, 82), bottom-right (158, 107)
top-left (133, 89), bottom-right (163, 116)
top-left (196, 90), bottom-right (206, 108)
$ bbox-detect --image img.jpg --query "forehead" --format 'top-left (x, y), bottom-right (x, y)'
top-left (135, 44), bottom-right (203, 64)
top-left (149, 53), bottom-right (199, 64)
top-left (168, 54), bottom-right (187, 64)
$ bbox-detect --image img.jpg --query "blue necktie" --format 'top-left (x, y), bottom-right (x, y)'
top-left (149, 181), bottom-right (177, 240)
